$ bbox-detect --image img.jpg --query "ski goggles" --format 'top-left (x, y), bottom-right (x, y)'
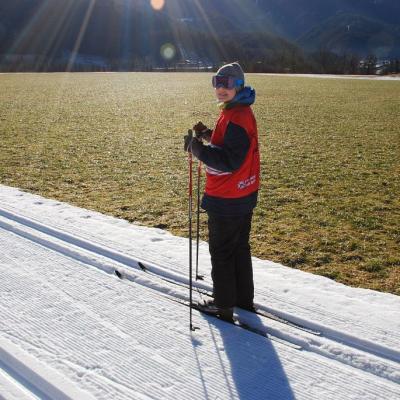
top-left (212, 75), bottom-right (244, 89)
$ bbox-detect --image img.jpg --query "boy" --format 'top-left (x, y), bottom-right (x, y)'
top-left (184, 62), bottom-right (260, 322)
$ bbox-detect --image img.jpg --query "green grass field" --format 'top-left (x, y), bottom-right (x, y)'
top-left (1, 72), bottom-right (399, 294)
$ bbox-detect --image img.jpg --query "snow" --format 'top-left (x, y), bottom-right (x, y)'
top-left (257, 73), bottom-right (400, 81)
top-left (0, 184), bottom-right (399, 399)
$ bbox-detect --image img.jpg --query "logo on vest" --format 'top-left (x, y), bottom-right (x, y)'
top-left (238, 175), bottom-right (256, 190)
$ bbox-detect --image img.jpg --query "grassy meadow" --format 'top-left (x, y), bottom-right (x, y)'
top-left (0, 72), bottom-right (399, 294)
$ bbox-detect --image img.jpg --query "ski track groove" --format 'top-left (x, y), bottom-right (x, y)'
top-left (1, 203), bottom-right (398, 349)
top-left (1, 334), bottom-right (140, 400)
top-left (0, 364), bottom-right (39, 400)
top-left (1, 258), bottom-right (398, 398)
top-left (0, 216), bottom-right (400, 390)
top-left (1, 201), bottom-right (400, 399)
top-left (0, 220), bottom-right (306, 354)
top-left (0, 206), bottom-right (399, 364)
top-left (0, 213), bottom-right (312, 353)
top-left (0, 243), bottom-right (223, 400)
top-left (1, 202), bottom-right (399, 352)
top-left (0, 209), bottom-right (399, 379)
top-left (3, 228), bottom-right (312, 400)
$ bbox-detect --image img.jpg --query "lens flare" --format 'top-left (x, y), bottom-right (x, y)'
top-left (150, 0), bottom-right (165, 11)
top-left (160, 43), bottom-right (176, 61)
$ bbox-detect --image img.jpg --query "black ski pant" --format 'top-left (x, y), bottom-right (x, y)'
top-left (207, 212), bottom-right (254, 309)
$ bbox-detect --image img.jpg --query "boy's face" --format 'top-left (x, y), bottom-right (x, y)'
top-left (215, 86), bottom-right (236, 103)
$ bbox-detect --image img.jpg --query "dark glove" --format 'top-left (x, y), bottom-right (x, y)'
top-left (193, 121), bottom-right (212, 143)
top-left (184, 129), bottom-right (203, 157)
top-left (190, 136), bottom-right (203, 158)
top-left (184, 129), bottom-right (193, 152)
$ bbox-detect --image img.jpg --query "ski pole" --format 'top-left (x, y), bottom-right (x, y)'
top-left (195, 161), bottom-right (204, 281)
top-left (187, 131), bottom-right (198, 331)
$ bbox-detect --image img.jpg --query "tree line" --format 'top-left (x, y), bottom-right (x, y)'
top-left (1, 0), bottom-right (399, 74)
top-left (1, 49), bottom-right (399, 75)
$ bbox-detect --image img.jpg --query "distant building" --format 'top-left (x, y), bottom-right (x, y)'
top-left (375, 60), bottom-right (391, 75)
top-left (359, 58), bottom-right (391, 75)
top-left (175, 59), bottom-right (213, 70)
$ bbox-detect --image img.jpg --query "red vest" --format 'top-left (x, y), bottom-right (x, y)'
top-left (205, 105), bottom-right (260, 198)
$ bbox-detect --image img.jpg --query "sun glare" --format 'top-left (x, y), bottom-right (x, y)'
top-left (150, 0), bottom-right (165, 11)
top-left (67, 0), bottom-right (96, 72)
top-left (160, 43), bottom-right (176, 60)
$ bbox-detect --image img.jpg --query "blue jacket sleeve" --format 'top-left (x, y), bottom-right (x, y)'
top-left (195, 122), bottom-right (250, 173)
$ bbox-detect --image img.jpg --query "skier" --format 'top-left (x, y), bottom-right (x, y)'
top-left (184, 62), bottom-right (260, 322)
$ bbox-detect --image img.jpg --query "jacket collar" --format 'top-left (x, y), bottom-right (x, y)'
top-left (220, 86), bottom-right (256, 110)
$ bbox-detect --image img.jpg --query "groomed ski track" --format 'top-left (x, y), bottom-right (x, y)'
top-left (1, 185), bottom-right (399, 399)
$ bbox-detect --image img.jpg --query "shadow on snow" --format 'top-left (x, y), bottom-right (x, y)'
top-left (191, 313), bottom-right (295, 400)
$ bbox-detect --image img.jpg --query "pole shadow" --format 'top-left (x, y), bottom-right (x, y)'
top-left (193, 313), bottom-right (296, 400)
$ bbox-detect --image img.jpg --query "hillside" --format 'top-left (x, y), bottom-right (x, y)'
top-left (0, 0), bottom-right (399, 66)
top-left (298, 13), bottom-right (400, 58)
top-left (169, 0), bottom-right (400, 56)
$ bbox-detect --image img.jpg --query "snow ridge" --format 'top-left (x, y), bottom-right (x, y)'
top-left (0, 205), bottom-right (399, 385)
top-left (1, 185), bottom-right (400, 399)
